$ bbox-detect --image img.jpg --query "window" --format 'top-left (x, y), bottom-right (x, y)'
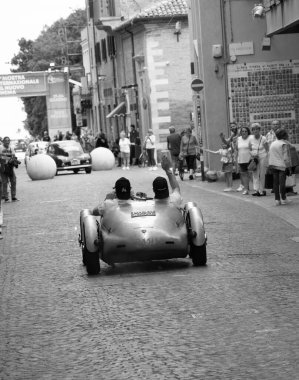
top-left (95, 42), bottom-right (102, 64)
top-left (107, 36), bottom-right (116, 57)
top-left (101, 39), bottom-right (107, 62)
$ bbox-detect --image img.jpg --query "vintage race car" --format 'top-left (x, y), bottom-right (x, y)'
top-left (78, 195), bottom-right (207, 275)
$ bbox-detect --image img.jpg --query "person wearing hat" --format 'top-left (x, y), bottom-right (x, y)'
top-left (92, 177), bottom-right (133, 216)
top-left (153, 156), bottom-right (182, 207)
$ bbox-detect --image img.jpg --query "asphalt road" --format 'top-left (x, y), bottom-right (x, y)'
top-left (0, 162), bottom-right (298, 380)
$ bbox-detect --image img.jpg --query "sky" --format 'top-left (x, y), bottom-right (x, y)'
top-left (0, 0), bottom-right (86, 139)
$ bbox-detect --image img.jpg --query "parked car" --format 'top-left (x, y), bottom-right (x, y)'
top-left (25, 141), bottom-right (49, 167)
top-left (47, 140), bottom-right (92, 174)
top-left (79, 195), bottom-right (207, 274)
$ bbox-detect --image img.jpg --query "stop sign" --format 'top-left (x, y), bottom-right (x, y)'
top-left (191, 78), bottom-right (204, 92)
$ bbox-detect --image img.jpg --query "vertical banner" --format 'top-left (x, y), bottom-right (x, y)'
top-left (46, 72), bottom-right (72, 139)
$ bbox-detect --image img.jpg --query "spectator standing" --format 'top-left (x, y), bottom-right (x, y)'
top-left (65, 131), bottom-right (72, 140)
top-left (265, 120), bottom-right (280, 148)
top-left (95, 132), bottom-right (109, 148)
top-left (268, 129), bottom-right (292, 205)
top-left (143, 129), bottom-right (157, 171)
top-left (167, 126), bottom-right (181, 175)
top-left (249, 123), bottom-right (269, 196)
top-left (202, 142), bottom-right (234, 191)
top-left (129, 124), bottom-right (139, 165)
top-left (236, 126), bottom-right (251, 195)
top-left (58, 130), bottom-right (64, 141)
top-left (119, 131), bottom-right (131, 170)
top-left (0, 137), bottom-right (19, 202)
top-left (179, 127), bottom-right (198, 180)
top-left (42, 131), bottom-right (51, 142)
top-left (220, 122), bottom-right (240, 184)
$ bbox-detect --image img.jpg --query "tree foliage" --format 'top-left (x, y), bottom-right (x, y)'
top-left (11, 9), bottom-right (86, 138)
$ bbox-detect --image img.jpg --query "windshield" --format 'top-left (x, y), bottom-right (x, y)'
top-left (49, 142), bottom-right (84, 155)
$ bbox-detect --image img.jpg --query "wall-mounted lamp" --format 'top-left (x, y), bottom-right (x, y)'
top-left (174, 21), bottom-right (181, 42)
top-left (252, 4), bottom-right (265, 18)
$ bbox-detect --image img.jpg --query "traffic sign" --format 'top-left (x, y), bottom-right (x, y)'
top-left (191, 78), bottom-right (204, 92)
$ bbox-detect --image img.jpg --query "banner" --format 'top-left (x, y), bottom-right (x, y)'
top-left (0, 72), bottom-right (47, 97)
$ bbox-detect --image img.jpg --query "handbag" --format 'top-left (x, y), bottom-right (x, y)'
top-left (285, 174), bottom-right (296, 188)
top-left (248, 137), bottom-right (261, 171)
top-left (248, 158), bottom-right (258, 171)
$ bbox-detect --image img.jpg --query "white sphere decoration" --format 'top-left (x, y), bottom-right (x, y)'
top-left (26, 154), bottom-right (57, 180)
top-left (91, 147), bottom-right (115, 171)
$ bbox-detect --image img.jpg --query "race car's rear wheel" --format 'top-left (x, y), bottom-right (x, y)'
top-left (190, 243), bottom-right (207, 266)
top-left (82, 224), bottom-right (100, 274)
top-left (85, 167), bottom-right (92, 174)
top-left (73, 169), bottom-right (79, 174)
top-left (85, 251), bottom-right (100, 275)
top-left (82, 247), bottom-right (87, 266)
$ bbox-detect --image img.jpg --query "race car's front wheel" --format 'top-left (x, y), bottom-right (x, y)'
top-left (85, 251), bottom-right (100, 275)
top-left (190, 243), bottom-right (207, 266)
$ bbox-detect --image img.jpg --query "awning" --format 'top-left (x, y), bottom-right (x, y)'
top-left (106, 102), bottom-right (126, 118)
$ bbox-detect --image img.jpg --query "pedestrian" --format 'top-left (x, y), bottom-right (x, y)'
top-left (0, 136), bottom-right (20, 202)
top-left (129, 124), bottom-right (139, 165)
top-left (268, 129), bottom-right (292, 205)
top-left (58, 130), bottom-right (64, 141)
top-left (249, 123), bottom-right (269, 196)
top-left (42, 130), bottom-right (51, 142)
top-left (119, 131), bottom-right (131, 170)
top-left (179, 127), bottom-right (198, 180)
top-left (220, 122), bottom-right (240, 183)
top-left (167, 126), bottom-right (181, 175)
top-left (235, 126), bottom-right (251, 195)
top-left (265, 120), bottom-right (281, 194)
top-left (202, 142), bottom-right (234, 192)
top-left (65, 131), bottom-right (72, 140)
top-left (95, 132), bottom-right (109, 148)
top-left (265, 120), bottom-right (280, 148)
top-left (143, 129), bottom-right (157, 171)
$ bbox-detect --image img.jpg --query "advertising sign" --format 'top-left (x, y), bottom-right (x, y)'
top-left (0, 72), bottom-right (47, 97)
top-left (46, 72), bottom-right (72, 138)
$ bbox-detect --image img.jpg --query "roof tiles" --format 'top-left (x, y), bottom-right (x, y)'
top-left (137, 0), bottom-right (188, 18)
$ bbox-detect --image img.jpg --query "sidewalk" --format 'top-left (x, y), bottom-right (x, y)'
top-left (185, 173), bottom-right (299, 230)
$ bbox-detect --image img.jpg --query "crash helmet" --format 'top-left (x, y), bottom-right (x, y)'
top-left (153, 176), bottom-right (169, 199)
top-left (114, 177), bottom-right (131, 200)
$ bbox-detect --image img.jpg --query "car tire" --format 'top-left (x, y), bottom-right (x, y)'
top-left (82, 225), bottom-right (100, 275)
top-left (85, 251), bottom-right (100, 275)
top-left (190, 243), bottom-right (207, 266)
top-left (82, 247), bottom-right (87, 266)
top-left (73, 169), bottom-right (79, 174)
top-left (85, 167), bottom-right (92, 174)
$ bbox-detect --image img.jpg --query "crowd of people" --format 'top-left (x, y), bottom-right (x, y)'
top-left (216, 120), bottom-right (298, 205)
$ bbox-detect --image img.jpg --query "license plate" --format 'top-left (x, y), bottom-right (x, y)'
top-left (71, 159), bottom-right (80, 165)
top-left (131, 210), bottom-right (156, 218)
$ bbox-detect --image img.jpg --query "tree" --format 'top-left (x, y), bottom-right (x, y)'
top-left (10, 9), bottom-right (86, 138)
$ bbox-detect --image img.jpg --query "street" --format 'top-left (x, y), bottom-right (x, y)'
top-left (0, 162), bottom-right (298, 380)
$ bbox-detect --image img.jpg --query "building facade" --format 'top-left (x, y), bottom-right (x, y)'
top-left (188, 0), bottom-right (299, 170)
top-left (80, 0), bottom-right (193, 149)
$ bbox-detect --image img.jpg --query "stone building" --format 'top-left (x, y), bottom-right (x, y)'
top-left (80, 0), bottom-right (193, 149)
